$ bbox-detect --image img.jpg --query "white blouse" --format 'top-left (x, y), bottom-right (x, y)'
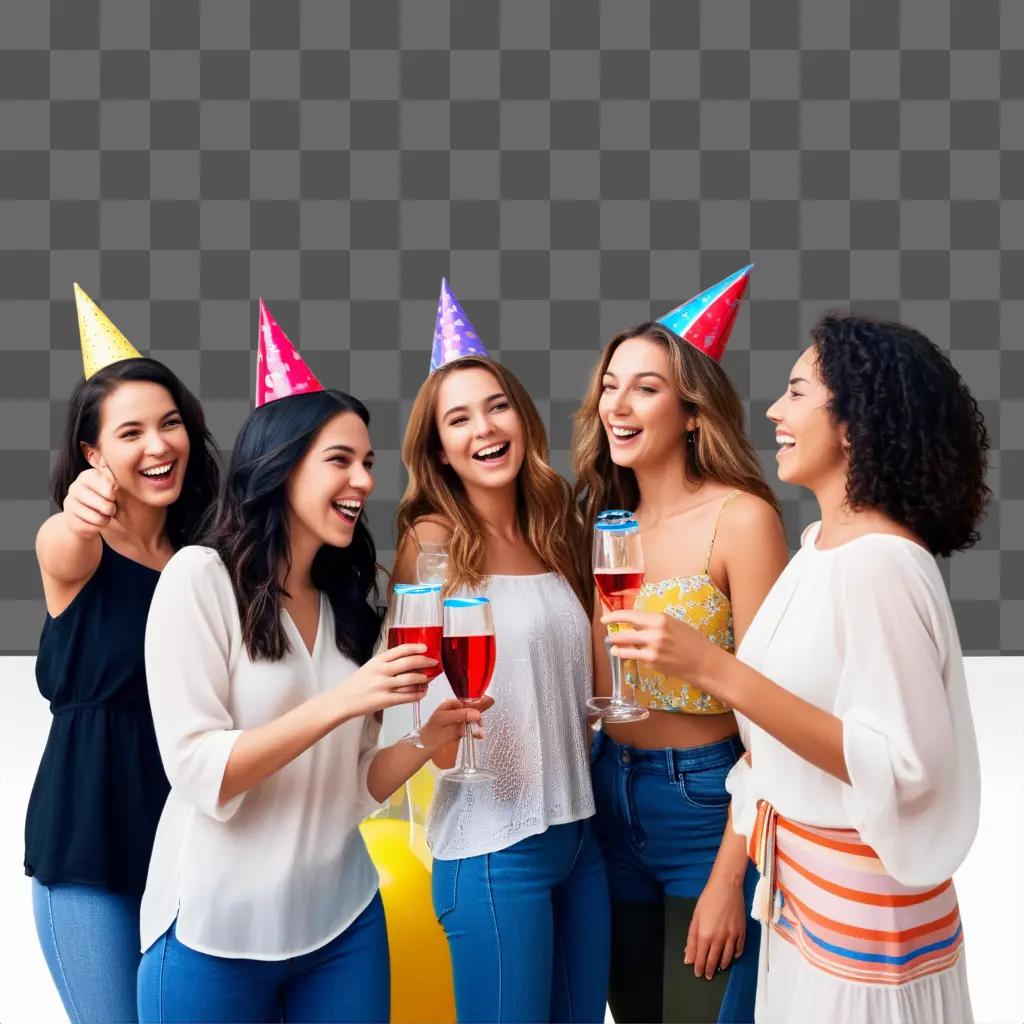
top-left (422, 573), bottom-right (596, 861)
top-left (140, 546), bottom-right (383, 960)
top-left (728, 522), bottom-right (980, 885)
top-left (726, 524), bottom-right (979, 1022)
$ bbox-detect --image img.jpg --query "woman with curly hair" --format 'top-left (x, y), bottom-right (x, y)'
top-left (605, 313), bottom-right (986, 1023)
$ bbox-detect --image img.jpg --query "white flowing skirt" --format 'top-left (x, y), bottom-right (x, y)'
top-left (754, 927), bottom-right (974, 1024)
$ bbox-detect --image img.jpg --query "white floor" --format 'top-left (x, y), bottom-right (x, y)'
top-left (2, 656), bottom-right (1022, 1023)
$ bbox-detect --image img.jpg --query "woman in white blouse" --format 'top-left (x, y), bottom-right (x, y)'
top-left (605, 313), bottom-right (987, 1023)
top-left (392, 353), bottom-right (609, 1023)
top-left (137, 388), bottom-right (484, 1023)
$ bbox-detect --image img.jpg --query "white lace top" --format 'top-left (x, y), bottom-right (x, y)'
top-left (422, 573), bottom-right (596, 861)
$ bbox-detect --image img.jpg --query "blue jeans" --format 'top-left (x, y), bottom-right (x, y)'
top-left (136, 891), bottom-right (389, 1023)
top-left (432, 819), bottom-right (610, 1023)
top-left (591, 731), bottom-right (759, 1024)
top-left (31, 878), bottom-right (141, 1024)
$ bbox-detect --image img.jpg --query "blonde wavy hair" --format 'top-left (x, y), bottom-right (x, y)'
top-left (397, 356), bottom-right (591, 613)
top-left (572, 322), bottom-right (780, 528)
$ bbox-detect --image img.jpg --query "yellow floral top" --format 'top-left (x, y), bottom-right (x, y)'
top-left (626, 490), bottom-right (740, 715)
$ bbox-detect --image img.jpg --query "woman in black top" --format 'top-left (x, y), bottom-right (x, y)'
top-left (26, 352), bottom-right (219, 1024)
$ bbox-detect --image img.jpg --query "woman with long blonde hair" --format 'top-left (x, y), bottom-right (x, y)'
top-left (572, 268), bottom-right (790, 1023)
top-left (391, 282), bottom-right (609, 1023)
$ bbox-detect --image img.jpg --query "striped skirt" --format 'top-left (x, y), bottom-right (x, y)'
top-left (748, 801), bottom-right (964, 986)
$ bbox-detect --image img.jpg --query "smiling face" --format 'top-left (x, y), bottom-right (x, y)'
top-left (598, 337), bottom-right (694, 472)
top-left (434, 365), bottom-right (525, 493)
top-left (284, 411), bottom-right (375, 550)
top-left (82, 380), bottom-right (191, 508)
top-left (766, 346), bottom-right (848, 490)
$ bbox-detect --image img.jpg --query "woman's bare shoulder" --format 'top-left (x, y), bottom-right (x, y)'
top-left (408, 515), bottom-right (453, 545)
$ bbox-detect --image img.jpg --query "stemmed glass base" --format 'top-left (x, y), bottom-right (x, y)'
top-left (440, 697), bottom-right (495, 782)
top-left (586, 695), bottom-right (650, 723)
top-left (400, 689), bottom-right (426, 747)
top-left (440, 765), bottom-right (496, 783)
top-left (587, 635), bottom-right (649, 723)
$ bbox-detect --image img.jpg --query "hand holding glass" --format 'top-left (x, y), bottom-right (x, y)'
top-left (388, 584), bottom-right (443, 747)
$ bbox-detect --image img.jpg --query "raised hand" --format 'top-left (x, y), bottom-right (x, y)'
top-left (336, 643), bottom-right (438, 720)
top-left (420, 696), bottom-right (494, 751)
top-left (63, 465), bottom-right (118, 537)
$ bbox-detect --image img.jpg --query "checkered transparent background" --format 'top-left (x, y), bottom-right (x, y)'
top-left (1, 0), bottom-right (1021, 653)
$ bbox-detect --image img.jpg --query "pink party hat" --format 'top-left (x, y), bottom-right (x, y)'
top-left (429, 278), bottom-right (490, 372)
top-left (255, 299), bottom-right (325, 407)
top-left (656, 264), bottom-right (753, 363)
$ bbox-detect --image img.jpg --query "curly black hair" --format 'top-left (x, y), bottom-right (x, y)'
top-left (811, 313), bottom-right (990, 558)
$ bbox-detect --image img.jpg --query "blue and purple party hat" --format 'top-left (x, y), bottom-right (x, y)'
top-left (429, 278), bottom-right (490, 372)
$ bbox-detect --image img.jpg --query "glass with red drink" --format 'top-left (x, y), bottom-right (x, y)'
top-left (587, 511), bottom-right (649, 723)
top-left (388, 583), bottom-right (443, 747)
top-left (441, 596), bottom-right (497, 783)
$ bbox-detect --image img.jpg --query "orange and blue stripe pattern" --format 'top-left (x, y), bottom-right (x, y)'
top-left (749, 801), bottom-right (964, 986)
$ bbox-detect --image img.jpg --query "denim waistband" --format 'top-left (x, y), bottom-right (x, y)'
top-left (592, 728), bottom-right (744, 775)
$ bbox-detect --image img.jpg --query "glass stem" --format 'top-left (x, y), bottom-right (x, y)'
top-left (607, 629), bottom-right (640, 709)
top-left (606, 632), bottom-right (623, 703)
top-left (412, 698), bottom-right (422, 736)
top-left (462, 720), bottom-right (477, 773)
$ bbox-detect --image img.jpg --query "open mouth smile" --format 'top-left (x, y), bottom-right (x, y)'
top-left (472, 441), bottom-right (510, 462)
top-left (608, 424), bottom-right (643, 445)
top-left (776, 433), bottom-right (796, 457)
top-left (138, 460), bottom-right (177, 487)
top-left (332, 499), bottom-right (363, 524)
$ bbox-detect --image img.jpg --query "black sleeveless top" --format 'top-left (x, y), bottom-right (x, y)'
top-left (24, 540), bottom-right (170, 896)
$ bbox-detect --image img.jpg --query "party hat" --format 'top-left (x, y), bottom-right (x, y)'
top-left (255, 299), bottom-right (324, 407)
top-left (656, 264), bottom-right (753, 363)
top-left (429, 278), bottom-right (490, 372)
top-left (74, 283), bottom-right (143, 379)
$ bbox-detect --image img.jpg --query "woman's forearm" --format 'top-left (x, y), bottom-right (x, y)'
top-left (707, 806), bottom-right (750, 888)
top-left (366, 741), bottom-right (435, 804)
top-left (702, 649), bottom-right (850, 784)
top-left (218, 688), bottom-right (351, 804)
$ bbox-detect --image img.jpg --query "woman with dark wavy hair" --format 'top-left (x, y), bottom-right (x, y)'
top-left (606, 313), bottom-right (986, 1023)
top-left (26, 284), bottom-right (221, 1024)
top-left (136, 314), bottom-right (480, 1023)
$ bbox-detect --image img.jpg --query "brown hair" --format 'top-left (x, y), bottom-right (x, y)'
top-left (397, 356), bottom-right (591, 613)
top-left (571, 322), bottom-right (780, 528)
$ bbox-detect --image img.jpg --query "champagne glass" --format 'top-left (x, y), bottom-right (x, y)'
top-left (416, 542), bottom-right (449, 587)
top-left (441, 596), bottom-right (497, 783)
top-left (587, 512), bottom-right (650, 723)
top-left (388, 584), bottom-right (443, 747)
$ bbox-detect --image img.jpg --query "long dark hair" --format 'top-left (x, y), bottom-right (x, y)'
top-left (812, 313), bottom-right (991, 557)
top-left (203, 389), bottom-right (382, 663)
top-left (52, 357), bottom-right (220, 549)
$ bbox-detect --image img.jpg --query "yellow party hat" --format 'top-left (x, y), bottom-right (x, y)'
top-left (73, 283), bottom-right (143, 379)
